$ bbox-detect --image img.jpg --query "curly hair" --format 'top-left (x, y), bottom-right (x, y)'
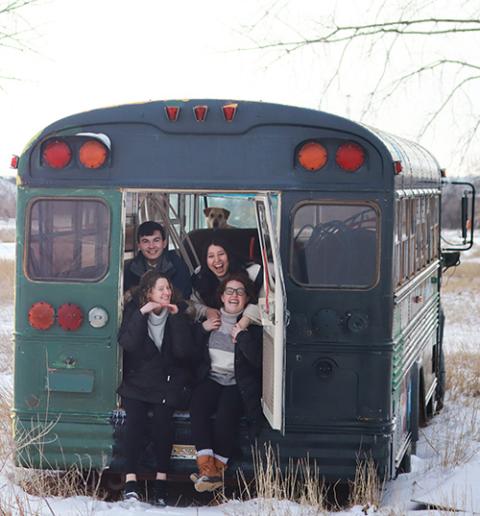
top-left (216, 272), bottom-right (258, 307)
top-left (134, 270), bottom-right (179, 306)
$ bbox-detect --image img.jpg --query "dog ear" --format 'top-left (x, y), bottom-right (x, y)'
top-left (222, 209), bottom-right (231, 220)
top-left (204, 207), bottom-right (212, 216)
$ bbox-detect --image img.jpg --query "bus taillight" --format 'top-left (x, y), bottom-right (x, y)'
top-left (297, 141), bottom-right (328, 171)
top-left (42, 139), bottom-right (72, 169)
top-left (336, 142), bottom-right (365, 172)
top-left (28, 302), bottom-right (55, 330)
top-left (193, 105), bottom-right (208, 122)
top-left (57, 303), bottom-right (84, 331)
top-left (222, 103), bottom-right (237, 122)
top-left (165, 106), bottom-right (180, 121)
top-left (79, 140), bottom-right (108, 169)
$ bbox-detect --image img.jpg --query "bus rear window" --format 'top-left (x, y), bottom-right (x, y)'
top-left (291, 202), bottom-right (379, 288)
top-left (27, 199), bottom-right (110, 282)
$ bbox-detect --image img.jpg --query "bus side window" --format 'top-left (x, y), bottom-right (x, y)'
top-left (291, 203), bottom-right (378, 288)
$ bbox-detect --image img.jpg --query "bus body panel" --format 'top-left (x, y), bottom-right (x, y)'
top-left (13, 187), bottom-right (123, 468)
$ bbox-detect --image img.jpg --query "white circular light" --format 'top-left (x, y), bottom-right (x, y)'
top-left (88, 307), bottom-right (109, 328)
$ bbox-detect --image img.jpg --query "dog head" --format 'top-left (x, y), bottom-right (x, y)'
top-left (204, 207), bottom-right (231, 229)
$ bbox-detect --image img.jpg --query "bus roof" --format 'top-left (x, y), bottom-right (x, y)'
top-left (18, 99), bottom-right (441, 190)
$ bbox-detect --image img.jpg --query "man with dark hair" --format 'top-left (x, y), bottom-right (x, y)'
top-left (123, 221), bottom-right (191, 299)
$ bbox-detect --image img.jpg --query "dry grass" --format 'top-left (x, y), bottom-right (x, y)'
top-left (0, 258), bottom-right (14, 306)
top-left (0, 227), bottom-right (15, 243)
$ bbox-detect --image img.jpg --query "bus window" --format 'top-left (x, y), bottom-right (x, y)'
top-left (27, 198), bottom-right (110, 281)
top-left (291, 202), bottom-right (379, 288)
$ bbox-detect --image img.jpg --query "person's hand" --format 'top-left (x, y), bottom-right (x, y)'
top-left (206, 307), bottom-right (221, 320)
top-left (231, 323), bottom-right (244, 342)
top-left (202, 316), bottom-right (221, 332)
top-left (140, 302), bottom-right (178, 315)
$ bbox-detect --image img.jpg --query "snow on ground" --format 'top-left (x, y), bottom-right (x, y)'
top-left (1, 221), bottom-right (479, 514)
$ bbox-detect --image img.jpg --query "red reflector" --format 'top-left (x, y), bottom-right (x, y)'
top-left (193, 105), bottom-right (208, 122)
top-left (57, 303), bottom-right (84, 331)
top-left (165, 106), bottom-right (180, 121)
top-left (79, 140), bottom-right (108, 169)
top-left (222, 103), bottom-right (237, 122)
top-left (10, 155), bottom-right (19, 169)
top-left (297, 141), bottom-right (328, 171)
top-left (394, 161), bottom-right (403, 175)
top-left (28, 302), bottom-right (55, 330)
top-left (42, 139), bottom-right (72, 169)
top-left (335, 142), bottom-right (365, 172)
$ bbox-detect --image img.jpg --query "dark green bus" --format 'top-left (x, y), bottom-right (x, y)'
top-left (11, 100), bottom-right (475, 481)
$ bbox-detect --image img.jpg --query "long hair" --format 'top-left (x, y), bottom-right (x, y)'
top-left (134, 270), bottom-right (178, 307)
top-left (192, 236), bottom-right (246, 309)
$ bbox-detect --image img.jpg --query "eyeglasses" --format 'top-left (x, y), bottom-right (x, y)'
top-left (224, 287), bottom-right (246, 296)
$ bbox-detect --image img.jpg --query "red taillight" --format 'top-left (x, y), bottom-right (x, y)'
top-left (297, 141), bottom-right (328, 171)
top-left (28, 302), bottom-right (55, 330)
top-left (57, 303), bottom-right (83, 331)
top-left (222, 103), bottom-right (237, 122)
top-left (165, 106), bottom-right (180, 121)
top-left (394, 161), bottom-right (403, 175)
top-left (336, 142), bottom-right (365, 172)
top-left (79, 140), bottom-right (108, 169)
top-left (193, 105), bottom-right (208, 122)
top-left (42, 139), bottom-right (72, 169)
top-left (10, 155), bottom-right (19, 169)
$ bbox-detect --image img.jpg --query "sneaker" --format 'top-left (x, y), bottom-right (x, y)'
top-left (123, 480), bottom-right (140, 501)
top-left (152, 479), bottom-right (168, 507)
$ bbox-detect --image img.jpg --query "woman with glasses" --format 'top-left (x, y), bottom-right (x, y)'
top-left (189, 272), bottom-right (263, 492)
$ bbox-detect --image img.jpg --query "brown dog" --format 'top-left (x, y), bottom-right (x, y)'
top-left (204, 207), bottom-right (234, 229)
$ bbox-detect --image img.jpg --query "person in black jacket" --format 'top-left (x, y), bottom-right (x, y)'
top-left (123, 221), bottom-right (191, 300)
top-left (118, 270), bottom-right (197, 505)
top-left (189, 272), bottom-right (263, 492)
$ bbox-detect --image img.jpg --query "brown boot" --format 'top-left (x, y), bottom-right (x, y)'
top-left (190, 455), bottom-right (223, 492)
top-left (214, 457), bottom-right (228, 476)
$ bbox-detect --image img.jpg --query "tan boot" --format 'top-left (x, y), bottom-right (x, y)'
top-left (214, 457), bottom-right (228, 476)
top-left (190, 455), bottom-right (223, 492)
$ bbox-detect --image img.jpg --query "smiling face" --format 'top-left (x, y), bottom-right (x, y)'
top-left (149, 277), bottom-right (172, 305)
top-left (138, 230), bottom-right (167, 264)
top-left (221, 279), bottom-right (249, 313)
top-left (206, 244), bottom-right (230, 278)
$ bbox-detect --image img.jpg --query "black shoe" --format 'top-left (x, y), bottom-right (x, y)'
top-left (152, 479), bottom-right (168, 507)
top-left (123, 480), bottom-right (140, 501)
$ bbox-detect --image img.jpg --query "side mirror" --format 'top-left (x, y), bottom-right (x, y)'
top-left (441, 181), bottom-right (475, 252)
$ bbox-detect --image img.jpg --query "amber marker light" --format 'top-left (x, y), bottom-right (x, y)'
top-left (79, 140), bottom-right (108, 169)
top-left (297, 141), bottom-right (328, 171)
top-left (336, 142), bottom-right (365, 172)
top-left (42, 139), bottom-right (72, 169)
top-left (28, 302), bottom-right (55, 330)
top-left (57, 303), bottom-right (84, 331)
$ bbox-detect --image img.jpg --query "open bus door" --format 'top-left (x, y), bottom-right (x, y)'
top-left (254, 193), bottom-right (287, 434)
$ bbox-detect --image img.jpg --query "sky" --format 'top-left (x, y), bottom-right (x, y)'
top-left (1, 0), bottom-right (479, 177)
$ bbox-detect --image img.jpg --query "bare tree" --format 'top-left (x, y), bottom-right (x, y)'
top-left (0, 0), bottom-right (40, 85)
top-left (239, 0), bottom-right (480, 173)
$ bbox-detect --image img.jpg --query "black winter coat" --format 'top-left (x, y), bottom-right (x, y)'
top-left (117, 300), bottom-right (198, 408)
top-left (194, 322), bottom-right (264, 438)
